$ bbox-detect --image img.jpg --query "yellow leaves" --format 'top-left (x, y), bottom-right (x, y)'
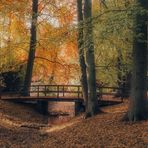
top-left (92, 0), bottom-right (101, 15)
top-left (0, 0), bottom-right (30, 14)
top-left (61, 42), bottom-right (78, 62)
top-left (0, 0), bottom-right (79, 84)
top-left (9, 15), bottom-right (27, 43)
top-left (56, 6), bottom-right (75, 25)
top-left (34, 38), bottom-right (79, 84)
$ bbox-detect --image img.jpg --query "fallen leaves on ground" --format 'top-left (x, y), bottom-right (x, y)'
top-left (0, 100), bottom-right (147, 148)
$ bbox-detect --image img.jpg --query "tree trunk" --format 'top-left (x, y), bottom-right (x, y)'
top-left (84, 0), bottom-right (99, 117)
top-left (116, 48), bottom-right (123, 97)
top-left (23, 0), bottom-right (38, 96)
top-left (124, 0), bottom-right (148, 121)
top-left (77, 0), bottom-right (88, 112)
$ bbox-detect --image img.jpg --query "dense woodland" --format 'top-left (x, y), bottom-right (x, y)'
top-left (0, 1), bottom-right (148, 146)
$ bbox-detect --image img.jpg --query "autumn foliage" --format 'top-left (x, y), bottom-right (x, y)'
top-left (0, 0), bottom-right (79, 84)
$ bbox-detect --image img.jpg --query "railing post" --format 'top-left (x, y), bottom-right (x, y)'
top-left (78, 86), bottom-right (80, 98)
top-left (81, 86), bottom-right (83, 97)
top-left (100, 86), bottom-right (102, 100)
top-left (63, 85), bottom-right (64, 96)
top-left (37, 85), bottom-right (39, 97)
top-left (29, 85), bottom-right (31, 96)
top-left (57, 85), bottom-right (59, 98)
top-left (45, 85), bottom-right (47, 96)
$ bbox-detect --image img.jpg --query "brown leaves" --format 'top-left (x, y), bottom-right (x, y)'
top-left (0, 100), bottom-right (148, 147)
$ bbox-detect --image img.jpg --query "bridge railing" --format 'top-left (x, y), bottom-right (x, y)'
top-left (96, 86), bottom-right (129, 99)
top-left (30, 85), bottom-right (83, 98)
top-left (0, 84), bottom-right (129, 99)
top-left (29, 85), bottom-right (129, 99)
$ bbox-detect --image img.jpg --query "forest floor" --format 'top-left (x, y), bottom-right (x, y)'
top-left (0, 99), bottom-right (148, 148)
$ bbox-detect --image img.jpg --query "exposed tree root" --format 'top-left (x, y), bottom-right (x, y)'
top-left (84, 109), bottom-right (103, 119)
top-left (122, 111), bottom-right (148, 122)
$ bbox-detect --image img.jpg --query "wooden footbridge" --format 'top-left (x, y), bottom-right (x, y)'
top-left (0, 84), bottom-right (125, 115)
top-left (0, 84), bottom-right (125, 101)
top-left (1, 85), bottom-right (84, 102)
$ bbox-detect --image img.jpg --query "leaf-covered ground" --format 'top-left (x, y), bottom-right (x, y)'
top-left (0, 100), bottom-right (147, 148)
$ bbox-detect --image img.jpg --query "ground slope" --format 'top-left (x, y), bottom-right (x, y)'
top-left (0, 100), bottom-right (147, 148)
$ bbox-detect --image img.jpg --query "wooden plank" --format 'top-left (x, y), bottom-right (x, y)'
top-left (0, 96), bottom-right (84, 102)
top-left (29, 90), bottom-right (82, 94)
top-left (31, 84), bottom-right (81, 87)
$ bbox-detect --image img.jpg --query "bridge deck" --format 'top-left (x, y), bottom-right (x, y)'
top-left (0, 96), bottom-right (84, 102)
top-left (0, 96), bottom-right (123, 110)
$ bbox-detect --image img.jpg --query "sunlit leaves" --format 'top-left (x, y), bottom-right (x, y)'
top-left (0, 0), bottom-right (141, 86)
top-left (0, 0), bottom-right (79, 85)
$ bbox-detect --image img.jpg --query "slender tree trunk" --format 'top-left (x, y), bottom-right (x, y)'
top-left (84, 0), bottom-right (99, 117)
top-left (124, 0), bottom-right (148, 121)
top-left (23, 0), bottom-right (38, 96)
top-left (116, 48), bottom-right (122, 97)
top-left (77, 0), bottom-right (88, 112)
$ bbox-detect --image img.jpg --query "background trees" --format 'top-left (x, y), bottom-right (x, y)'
top-left (0, 0), bottom-right (147, 120)
top-left (0, 0), bottom-right (79, 86)
top-left (0, 0), bottom-right (133, 87)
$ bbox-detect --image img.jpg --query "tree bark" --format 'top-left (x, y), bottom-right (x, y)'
top-left (116, 48), bottom-right (123, 97)
top-left (23, 0), bottom-right (38, 96)
top-left (124, 0), bottom-right (148, 121)
top-left (84, 0), bottom-right (99, 117)
top-left (77, 0), bottom-right (89, 113)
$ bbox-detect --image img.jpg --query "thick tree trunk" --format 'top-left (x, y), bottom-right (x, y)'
top-left (84, 0), bottom-right (99, 117)
top-left (124, 0), bottom-right (148, 121)
top-left (23, 0), bottom-right (38, 96)
top-left (77, 0), bottom-right (88, 112)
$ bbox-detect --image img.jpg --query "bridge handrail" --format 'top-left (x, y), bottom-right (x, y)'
top-left (0, 84), bottom-right (130, 99)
